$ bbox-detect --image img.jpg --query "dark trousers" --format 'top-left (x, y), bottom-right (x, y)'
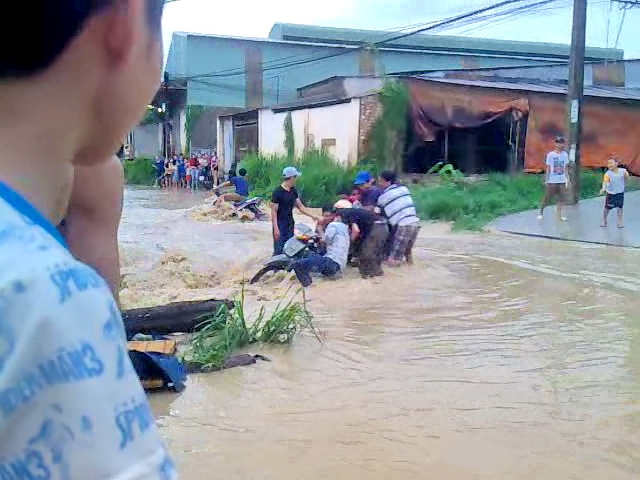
top-left (273, 222), bottom-right (295, 255)
top-left (383, 225), bottom-right (396, 259)
top-left (292, 253), bottom-right (340, 287)
top-left (359, 222), bottom-right (389, 277)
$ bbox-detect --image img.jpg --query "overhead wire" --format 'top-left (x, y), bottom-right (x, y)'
top-left (179, 0), bottom-right (563, 82)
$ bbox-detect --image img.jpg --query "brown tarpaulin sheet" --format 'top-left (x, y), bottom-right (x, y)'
top-left (406, 78), bottom-right (640, 175)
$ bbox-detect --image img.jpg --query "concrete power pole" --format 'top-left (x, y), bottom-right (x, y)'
top-left (566, 0), bottom-right (588, 205)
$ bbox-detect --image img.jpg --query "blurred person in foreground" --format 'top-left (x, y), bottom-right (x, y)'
top-left (60, 157), bottom-right (124, 302)
top-left (377, 170), bottom-right (421, 267)
top-left (0, 0), bottom-right (176, 478)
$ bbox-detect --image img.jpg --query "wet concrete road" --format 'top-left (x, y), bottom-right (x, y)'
top-left (492, 191), bottom-right (640, 248)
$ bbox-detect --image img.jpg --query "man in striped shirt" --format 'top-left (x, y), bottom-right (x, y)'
top-left (377, 170), bottom-right (421, 266)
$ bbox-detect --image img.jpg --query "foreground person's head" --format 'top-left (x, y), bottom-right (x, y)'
top-left (607, 157), bottom-right (619, 171)
top-left (0, 0), bottom-right (165, 166)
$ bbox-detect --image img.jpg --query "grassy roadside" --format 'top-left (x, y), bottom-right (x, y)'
top-left (124, 153), bottom-right (635, 231)
top-left (123, 158), bottom-right (156, 186)
top-left (412, 171), bottom-right (640, 230)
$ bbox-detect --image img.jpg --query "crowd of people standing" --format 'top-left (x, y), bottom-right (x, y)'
top-left (154, 152), bottom-right (220, 190)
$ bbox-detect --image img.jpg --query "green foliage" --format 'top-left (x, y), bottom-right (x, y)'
top-left (412, 170), bottom-right (639, 231)
top-left (283, 112), bottom-right (295, 158)
top-left (240, 149), bottom-right (360, 207)
top-left (426, 162), bottom-right (464, 183)
top-left (123, 158), bottom-right (156, 186)
top-left (140, 108), bottom-right (163, 126)
top-left (185, 105), bottom-right (207, 152)
top-left (366, 79), bottom-right (409, 170)
top-left (183, 287), bottom-right (321, 371)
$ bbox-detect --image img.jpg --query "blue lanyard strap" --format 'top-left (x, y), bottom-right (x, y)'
top-left (0, 181), bottom-right (67, 249)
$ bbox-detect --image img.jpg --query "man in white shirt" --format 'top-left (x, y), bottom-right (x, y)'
top-left (0, 1), bottom-right (176, 479)
top-left (538, 135), bottom-right (570, 222)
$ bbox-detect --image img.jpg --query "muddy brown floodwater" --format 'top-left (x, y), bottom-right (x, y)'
top-left (120, 187), bottom-right (640, 479)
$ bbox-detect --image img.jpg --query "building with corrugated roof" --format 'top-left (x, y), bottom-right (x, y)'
top-left (149, 23), bottom-right (624, 155)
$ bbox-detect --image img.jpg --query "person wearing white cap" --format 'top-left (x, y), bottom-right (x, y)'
top-left (271, 166), bottom-right (319, 254)
top-left (292, 203), bottom-right (350, 287)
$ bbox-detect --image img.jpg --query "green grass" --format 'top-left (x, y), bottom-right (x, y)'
top-left (183, 286), bottom-right (321, 371)
top-left (123, 157), bottom-right (156, 186)
top-left (241, 150), bottom-right (364, 207)
top-left (411, 170), bottom-right (640, 230)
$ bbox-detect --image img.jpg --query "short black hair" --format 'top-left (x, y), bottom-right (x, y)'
top-left (379, 170), bottom-right (397, 183)
top-left (238, 168), bottom-right (247, 177)
top-left (1, 0), bottom-right (164, 79)
top-left (322, 204), bottom-right (335, 214)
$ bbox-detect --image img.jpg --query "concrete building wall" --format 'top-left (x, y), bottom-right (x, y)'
top-left (259, 99), bottom-right (361, 165)
top-left (131, 124), bottom-right (162, 158)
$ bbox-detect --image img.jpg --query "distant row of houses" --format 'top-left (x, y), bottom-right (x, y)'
top-left (125, 23), bottom-right (640, 175)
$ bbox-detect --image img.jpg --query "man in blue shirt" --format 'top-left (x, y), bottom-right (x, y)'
top-left (153, 155), bottom-right (165, 187)
top-left (215, 167), bottom-right (250, 205)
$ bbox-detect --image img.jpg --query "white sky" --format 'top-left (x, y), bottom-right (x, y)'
top-left (162, 0), bottom-right (640, 61)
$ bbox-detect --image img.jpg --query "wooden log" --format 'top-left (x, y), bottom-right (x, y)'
top-left (121, 298), bottom-right (234, 337)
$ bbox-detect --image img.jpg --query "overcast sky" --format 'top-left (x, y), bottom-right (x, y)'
top-left (162, 0), bottom-right (640, 60)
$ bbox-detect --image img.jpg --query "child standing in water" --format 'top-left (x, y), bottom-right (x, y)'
top-left (600, 157), bottom-right (629, 228)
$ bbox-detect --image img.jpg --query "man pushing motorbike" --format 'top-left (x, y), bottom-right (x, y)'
top-left (330, 199), bottom-right (388, 278)
top-left (291, 201), bottom-right (351, 287)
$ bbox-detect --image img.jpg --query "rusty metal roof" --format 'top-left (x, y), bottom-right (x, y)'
top-left (410, 76), bottom-right (640, 102)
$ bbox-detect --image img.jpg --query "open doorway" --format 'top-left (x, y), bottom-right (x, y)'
top-left (403, 113), bottom-right (527, 175)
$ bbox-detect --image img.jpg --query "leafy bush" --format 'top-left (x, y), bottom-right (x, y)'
top-left (123, 158), bottom-right (156, 186)
top-left (183, 287), bottom-right (321, 371)
top-left (240, 149), bottom-right (361, 207)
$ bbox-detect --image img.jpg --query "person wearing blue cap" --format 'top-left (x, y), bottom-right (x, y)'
top-left (353, 170), bottom-right (383, 210)
top-left (271, 166), bottom-right (319, 254)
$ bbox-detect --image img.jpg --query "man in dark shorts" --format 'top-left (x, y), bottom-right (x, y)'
top-left (271, 166), bottom-right (318, 255)
top-left (538, 135), bottom-right (569, 222)
top-left (332, 199), bottom-right (388, 278)
top-left (600, 157), bottom-right (629, 228)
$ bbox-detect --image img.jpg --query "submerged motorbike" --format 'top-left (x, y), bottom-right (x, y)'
top-left (211, 187), bottom-right (267, 221)
top-left (249, 224), bottom-right (319, 284)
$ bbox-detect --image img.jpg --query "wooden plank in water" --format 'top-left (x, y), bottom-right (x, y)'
top-left (121, 298), bottom-right (233, 336)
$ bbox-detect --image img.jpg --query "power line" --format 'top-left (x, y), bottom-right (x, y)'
top-left (177, 0), bottom-right (561, 82)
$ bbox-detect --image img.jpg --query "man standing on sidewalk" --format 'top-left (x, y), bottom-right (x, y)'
top-left (538, 135), bottom-right (570, 222)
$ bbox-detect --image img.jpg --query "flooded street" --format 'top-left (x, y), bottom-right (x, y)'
top-left (121, 187), bottom-right (639, 479)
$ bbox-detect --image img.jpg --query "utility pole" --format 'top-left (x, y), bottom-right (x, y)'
top-left (565, 0), bottom-right (588, 205)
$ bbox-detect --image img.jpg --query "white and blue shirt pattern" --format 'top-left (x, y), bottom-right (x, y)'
top-left (0, 181), bottom-right (177, 480)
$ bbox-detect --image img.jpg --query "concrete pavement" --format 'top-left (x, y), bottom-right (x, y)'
top-left (491, 191), bottom-right (640, 248)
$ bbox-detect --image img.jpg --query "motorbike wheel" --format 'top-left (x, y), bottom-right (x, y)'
top-left (249, 265), bottom-right (283, 284)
